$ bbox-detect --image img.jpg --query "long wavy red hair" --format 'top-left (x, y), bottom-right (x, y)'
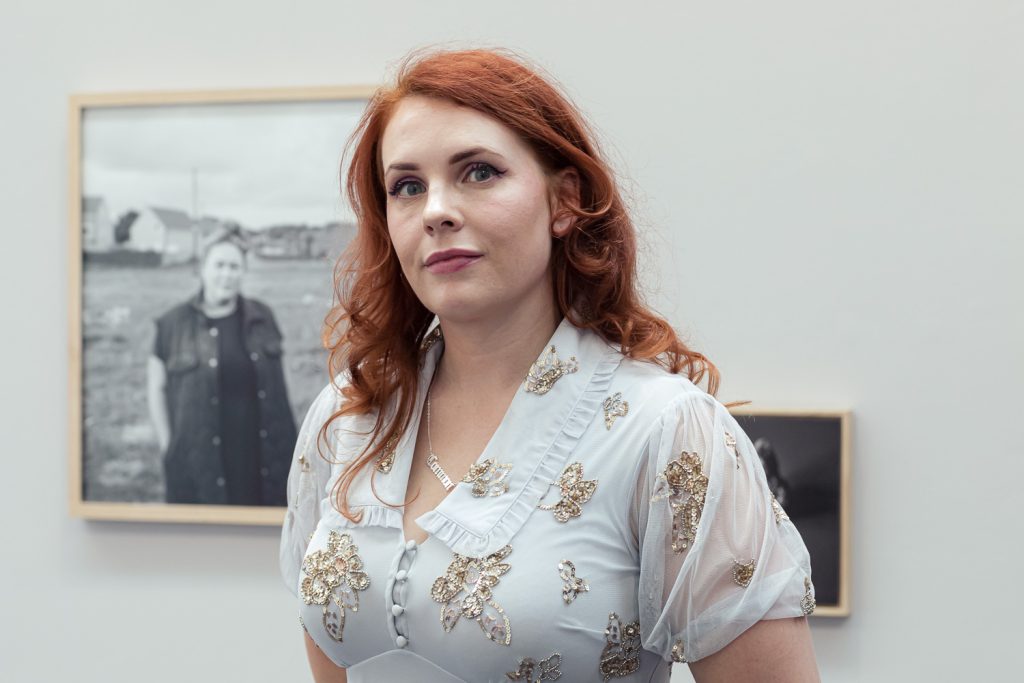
top-left (320, 48), bottom-right (722, 523)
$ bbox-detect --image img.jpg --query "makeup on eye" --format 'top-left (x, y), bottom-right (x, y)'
top-left (385, 158), bottom-right (508, 198)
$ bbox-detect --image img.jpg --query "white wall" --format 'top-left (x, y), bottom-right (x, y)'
top-left (1, 1), bottom-right (1020, 681)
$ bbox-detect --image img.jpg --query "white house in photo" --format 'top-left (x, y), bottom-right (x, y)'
top-left (128, 206), bottom-right (224, 265)
top-left (81, 195), bottom-right (114, 252)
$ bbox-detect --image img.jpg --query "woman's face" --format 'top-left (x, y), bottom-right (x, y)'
top-left (200, 242), bottom-right (245, 306)
top-left (380, 96), bottom-right (572, 324)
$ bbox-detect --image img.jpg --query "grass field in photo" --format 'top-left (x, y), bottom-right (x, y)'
top-left (81, 256), bottom-right (335, 502)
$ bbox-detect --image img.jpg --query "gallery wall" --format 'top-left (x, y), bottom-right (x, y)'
top-left (1, 1), bottom-right (1020, 681)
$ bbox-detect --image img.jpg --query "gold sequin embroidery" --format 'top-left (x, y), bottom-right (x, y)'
top-left (671, 639), bottom-right (686, 663)
top-left (558, 559), bottom-right (589, 604)
top-left (462, 458), bottom-right (513, 497)
top-left (725, 431), bottom-right (739, 469)
top-left (732, 559), bottom-right (756, 587)
top-left (599, 613), bottom-right (641, 680)
top-left (507, 653), bottom-right (562, 681)
top-left (771, 494), bottom-right (790, 524)
top-left (651, 450), bottom-right (708, 553)
top-left (375, 435), bottom-right (399, 474)
top-left (538, 462), bottom-right (598, 522)
top-left (525, 345), bottom-right (578, 395)
top-left (801, 577), bottom-right (816, 615)
top-left (421, 325), bottom-right (443, 352)
top-left (431, 544), bottom-right (513, 646)
top-left (299, 531), bottom-right (370, 642)
top-left (603, 392), bottom-right (629, 430)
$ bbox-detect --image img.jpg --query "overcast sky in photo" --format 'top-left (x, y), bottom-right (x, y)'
top-left (82, 98), bottom-right (367, 229)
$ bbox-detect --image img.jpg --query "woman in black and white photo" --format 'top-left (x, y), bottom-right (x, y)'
top-left (147, 226), bottom-right (297, 505)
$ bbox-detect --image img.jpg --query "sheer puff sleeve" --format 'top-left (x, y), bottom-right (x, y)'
top-left (633, 390), bottom-right (814, 664)
top-left (279, 379), bottom-right (342, 597)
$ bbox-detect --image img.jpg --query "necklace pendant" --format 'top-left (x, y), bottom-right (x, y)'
top-left (426, 453), bottom-right (456, 492)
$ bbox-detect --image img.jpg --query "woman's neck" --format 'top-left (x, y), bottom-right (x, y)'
top-left (433, 301), bottom-right (563, 397)
top-left (201, 295), bottom-right (238, 319)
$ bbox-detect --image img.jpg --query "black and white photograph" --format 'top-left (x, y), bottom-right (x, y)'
top-left (731, 409), bottom-right (851, 616)
top-left (69, 88), bottom-right (372, 523)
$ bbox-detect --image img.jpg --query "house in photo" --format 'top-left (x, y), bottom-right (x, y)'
top-left (127, 207), bottom-right (225, 265)
top-left (82, 196), bottom-right (114, 253)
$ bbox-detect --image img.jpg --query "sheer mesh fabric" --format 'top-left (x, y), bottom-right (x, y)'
top-left (631, 392), bottom-right (813, 662)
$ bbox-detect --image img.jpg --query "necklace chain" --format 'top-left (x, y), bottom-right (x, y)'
top-left (425, 388), bottom-right (456, 492)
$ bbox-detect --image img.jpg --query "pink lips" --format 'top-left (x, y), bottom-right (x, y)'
top-left (424, 248), bottom-right (482, 274)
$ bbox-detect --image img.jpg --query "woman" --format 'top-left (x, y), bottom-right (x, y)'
top-left (148, 226), bottom-right (297, 505)
top-left (281, 49), bottom-right (819, 682)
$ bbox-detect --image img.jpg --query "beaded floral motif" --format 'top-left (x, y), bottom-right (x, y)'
top-left (462, 458), bottom-right (513, 497)
top-left (431, 544), bottom-right (513, 646)
top-left (801, 577), bottom-right (816, 616)
top-left (599, 613), bottom-right (641, 680)
top-left (603, 392), bottom-right (629, 430)
top-left (525, 345), bottom-right (578, 395)
top-left (558, 559), bottom-right (589, 604)
top-left (299, 531), bottom-right (370, 642)
top-left (771, 494), bottom-right (790, 524)
top-left (421, 325), bottom-right (443, 352)
top-left (724, 431), bottom-right (739, 469)
top-left (538, 462), bottom-right (598, 522)
top-left (374, 435), bottom-right (399, 474)
top-left (651, 450), bottom-right (709, 553)
top-left (507, 653), bottom-right (562, 681)
top-left (671, 639), bottom-right (686, 663)
top-left (732, 559), bottom-right (756, 587)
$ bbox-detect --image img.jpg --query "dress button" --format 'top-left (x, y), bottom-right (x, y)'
top-left (391, 604), bottom-right (404, 616)
top-left (215, 477), bottom-right (225, 487)
top-left (211, 435), bottom-right (221, 446)
top-left (250, 352), bottom-right (260, 361)
top-left (210, 396), bottom-right (219, 406)
top-left (209, 328), bottom-right (219, 337)
top-left (208, 358), bottom-right (218, 368)
top-left (260, 467), bottom-right (269, 477)
top-left (259, 429), bottom-right (268, 438)
top-left (395, 635), bottom-right (408, 648)
top-left (257, 390), bottom-right (266, 399)
top-left (395, 569), bottom-right (408, 582)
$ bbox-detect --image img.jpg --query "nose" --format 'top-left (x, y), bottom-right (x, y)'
top-left (422, 186), bottom-right (462, 234)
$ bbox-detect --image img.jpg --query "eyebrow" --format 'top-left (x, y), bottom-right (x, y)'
top-left (385, 147), bottom-right (500, 173)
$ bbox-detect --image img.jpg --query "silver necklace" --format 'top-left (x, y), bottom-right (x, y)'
top-left (425, 388), bottom-right (456, 492)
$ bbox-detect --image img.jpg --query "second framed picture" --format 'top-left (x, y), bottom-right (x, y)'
top-left (730, 408), bottom-right (852, 617)
top-left (69, 85), bottom-right (374, 525)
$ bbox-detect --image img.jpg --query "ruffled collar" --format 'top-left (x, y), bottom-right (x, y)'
top-left (325, 315), bottom-right (623, 557)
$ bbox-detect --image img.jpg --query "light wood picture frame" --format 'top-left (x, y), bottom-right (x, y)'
top-left (728, 407), bottom-right (852, 617)
top-left (68, 85), bottom-right (374, 525)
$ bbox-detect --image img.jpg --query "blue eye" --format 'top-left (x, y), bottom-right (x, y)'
top-left (465, 163), bottom-right (503, 183)
top-left (389, 179), bottom-right (425, 198)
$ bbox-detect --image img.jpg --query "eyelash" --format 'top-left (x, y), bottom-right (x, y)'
top-left (387, 162), bottom-right (506, 198)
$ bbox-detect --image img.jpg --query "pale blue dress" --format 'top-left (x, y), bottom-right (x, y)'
top-left (280, 317), bottom-right (814, 682)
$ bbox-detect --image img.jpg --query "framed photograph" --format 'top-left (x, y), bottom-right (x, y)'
top-left (68, 86), bottom-right (374, 525)
top-left (729, 408), bottom-right (851, 617)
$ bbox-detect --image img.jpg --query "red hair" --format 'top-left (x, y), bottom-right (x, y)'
top-left (321, 48), bottom-right (722, 522)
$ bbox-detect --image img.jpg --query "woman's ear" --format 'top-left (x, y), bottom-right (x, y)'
top-left (550, 167), bottom-right (581, 238)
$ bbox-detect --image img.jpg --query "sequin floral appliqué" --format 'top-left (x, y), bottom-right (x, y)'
top-left (431, 544), bottom-right (513, 645)
top-left (462, 458), bottom-right (513, 497)
top-left (507, 653), bottom-right (562, 681)
top-left (651, 450), bottom-right (708, 553)
top-left (599, 613), bottom-right (641, 680)
top-left (525, 345), bottom-right (578, 395)
top-left (538, 462), bottom-right (598, 522)
top-left (558, 559), bottom-right (589, 604)
top-left (374, 435), bottom-right (399, 474)
top-left (299, 531), bottom-right (371, 642)
top-left (603, 392), bottom-right (629, 430)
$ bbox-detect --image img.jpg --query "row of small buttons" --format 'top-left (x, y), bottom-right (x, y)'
top-left (392, 539), bottom-right (418, 649)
